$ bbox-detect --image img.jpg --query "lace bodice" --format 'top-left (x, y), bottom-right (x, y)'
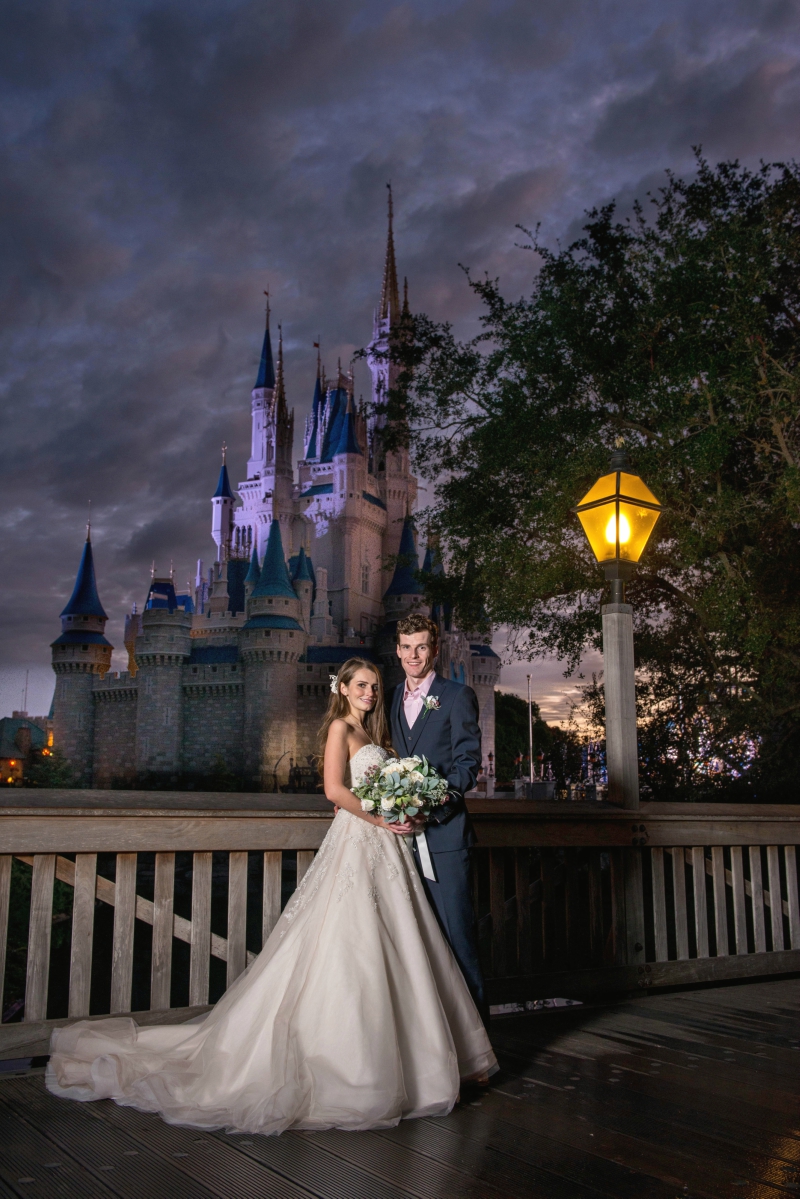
top-left (347, 743), bottom-right (390, 788)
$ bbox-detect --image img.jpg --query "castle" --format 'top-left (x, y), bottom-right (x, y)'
top-left (51, 199), bottom-right (501, 789)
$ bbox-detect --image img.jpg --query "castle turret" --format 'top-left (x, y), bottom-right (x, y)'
top-left (51, 528), bottom-right (114, 785)
top-left (247, 298), bottom-right (276, 479)
top-left (242, 519), bottom-right (306, 788)
top-left (133, 577), bottom-right (192, 782)
top-left (211, 447), bottom-right (236, 560)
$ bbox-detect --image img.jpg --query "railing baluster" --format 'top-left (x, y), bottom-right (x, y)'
top-left (587, 850), bottom-right (604, 966)
top-left (24, 854), bottom-right (56, 1022)
top-left (296, 850), bottom-right (315, 886)
top-left (730, 847), bottom-right (748, 954)
top-left (514, 849), bottom-right (533, 976)
top-left (69, 853), bottom-right (97, 1018)
top-left (608, 849), bottom-right (627, 966)
top-left (151, 852), bottom-right (175, 1011)
top-left (489, 849), bottom-right (506, 977)
top-left (766, 846), bottom-right (784, 952)
top-left (672, 848), bottom-right (689, 960)
top-left (711, 847), bottom-right (729, 956)
top-left (189, 852), bottom-right (212, 1006)
top-left (0, 856), bottom-right (12, 1017)
top-left (691, 848), bottom-right (709, 959)
top-left (262, 851), bottom-right (282, 945)
top-left (111, 854), bottom-right (137, 1014)
top-left (227, 852), bottom-right (248, 987)
top-left (651, 848), bottom-right (669, 961)
top-left (749, 846), bottom-right (767, 953)
top-left (786, 846), bottom-right (800, 950)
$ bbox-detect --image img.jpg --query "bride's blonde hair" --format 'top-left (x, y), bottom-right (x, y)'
top-left (317, 657), bottom-right (395, 763)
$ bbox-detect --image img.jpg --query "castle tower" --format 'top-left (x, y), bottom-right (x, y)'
top-left (51, 528), bottom-right (113, 785)
top-left (237, 318), bottom-right (295, 559)
top-left (244, 543), bottom-right (260, 600)
top-left (133, 578), bottom-right (192, 782)
top-left (366, 188), bottom-right (416, 556)
top-left (242, 518), bottom-right (306, 789)
top-left (247, 297), bottom-right (276, 479)
top-left (211, 447), bottom-right (235, 560)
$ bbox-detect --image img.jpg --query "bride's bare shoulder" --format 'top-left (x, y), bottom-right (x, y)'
top-left (326, 718), bottom-right (351, 744)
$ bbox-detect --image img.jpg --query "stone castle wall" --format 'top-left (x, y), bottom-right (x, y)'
top-left (182, 682), bottom-right (245, 777)
top-left (93, 688), bottom-right (138, 786)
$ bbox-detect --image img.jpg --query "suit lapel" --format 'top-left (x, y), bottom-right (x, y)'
top-left (406, 674), bottom-right (447, 756)
top-left (391, 683), bottom-right (410, 755)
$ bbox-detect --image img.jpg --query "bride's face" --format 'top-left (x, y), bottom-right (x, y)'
top-left (342, 669), bottom-right (380, 717)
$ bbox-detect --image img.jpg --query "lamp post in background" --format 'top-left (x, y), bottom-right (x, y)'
top-left (576, 444), bottom-right (662, 810)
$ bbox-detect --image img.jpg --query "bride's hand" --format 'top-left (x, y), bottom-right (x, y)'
top-left (375, 816), bottom-right (416, 836)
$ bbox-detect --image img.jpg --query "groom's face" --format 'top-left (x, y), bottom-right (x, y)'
top-left (397, 631), bottom-right (436, 682)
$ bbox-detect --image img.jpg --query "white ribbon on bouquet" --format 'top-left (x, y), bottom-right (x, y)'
top-left (414, 829), bottom-right (437, 882)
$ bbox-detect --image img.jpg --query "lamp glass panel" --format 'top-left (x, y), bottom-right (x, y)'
top-left (578, 501), bottom-right (660, 563)
top-left (617, 501), bottom-right (660, 562)
top-left (577, 502), bottom-right (616, 563)
top-left (618, 472), bottom-right (661, 507)
top-left (577, 472), bottom-right (617, 509)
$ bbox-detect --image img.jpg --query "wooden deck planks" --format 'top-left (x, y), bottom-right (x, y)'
top-left (1, 978), bottom-right (798, 1199)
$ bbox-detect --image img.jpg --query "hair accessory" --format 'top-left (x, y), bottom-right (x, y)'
top-left (329, 674), bottom-right (339, 695)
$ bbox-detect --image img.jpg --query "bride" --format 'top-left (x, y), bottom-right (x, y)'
top-left (47, 657), bottom-right (496, 1135)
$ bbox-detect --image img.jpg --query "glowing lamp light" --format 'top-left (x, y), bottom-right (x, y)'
top-left (575, 446), bottom-right (662, 601)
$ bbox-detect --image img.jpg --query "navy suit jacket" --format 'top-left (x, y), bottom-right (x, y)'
top-left (390, 674), bottom-right (481, 852)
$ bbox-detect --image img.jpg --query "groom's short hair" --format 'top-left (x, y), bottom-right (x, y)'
top-left (396, 612), bottom-right (439, 650)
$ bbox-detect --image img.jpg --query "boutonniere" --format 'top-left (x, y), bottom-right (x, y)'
top-left (421, 695), bottom-right (440, 718)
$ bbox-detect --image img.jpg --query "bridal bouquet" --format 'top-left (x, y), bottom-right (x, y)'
top-left (353, 755), bottom-right (450, 824)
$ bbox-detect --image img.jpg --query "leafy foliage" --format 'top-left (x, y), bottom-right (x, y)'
top-left (494, 692), bottom-right (582, 785)
top-left (390, 156), bottom-right (800, 801)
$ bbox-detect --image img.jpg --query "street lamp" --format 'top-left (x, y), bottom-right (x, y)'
top-left (576, 444), bottom-right (662, 809)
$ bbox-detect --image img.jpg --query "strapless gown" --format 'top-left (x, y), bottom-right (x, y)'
top-left (46, 745), bottom-right (496, 1135)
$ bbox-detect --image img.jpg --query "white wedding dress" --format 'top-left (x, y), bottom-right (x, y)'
top-left (46, 745), bottom-right (496, 1135)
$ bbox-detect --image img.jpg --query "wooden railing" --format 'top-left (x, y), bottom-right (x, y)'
top-left (1, 796), bottom-right (798, 1051)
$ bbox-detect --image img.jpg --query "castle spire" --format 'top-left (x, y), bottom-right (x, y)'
top-left (244, 542), bottom-right (260, 586)
top-left (212, 445), bottom-right (235, 500)
top-left (275, 325), bottom-right (287, 418)
top-left (254, 290), bottom-right (276, 390)
top-left (383, 515), bottom-right (424, 598)
top-left (379, 184), bottom-right (400, 326)
top-left (252, 518), bottom-right (295, 598)
top-left (60, 525), bottom-right (108, 618)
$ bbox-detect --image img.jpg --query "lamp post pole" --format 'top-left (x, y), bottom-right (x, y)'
top-left (526, 674), bottom-right (534, 787)
top-left (602, 601), bottom-right (639, 809)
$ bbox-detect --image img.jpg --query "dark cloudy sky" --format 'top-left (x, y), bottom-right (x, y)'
top-left (2, 0), bottom-right (799, 718)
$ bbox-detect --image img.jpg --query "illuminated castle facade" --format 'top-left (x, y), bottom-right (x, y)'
top-left (51, 200), bottom-right (500, 789)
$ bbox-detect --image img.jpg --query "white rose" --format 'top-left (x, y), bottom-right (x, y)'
top-left (381, 796), bottom-right (395, 810)
top-left (409, 770), bottom-right (424, 783)
top-left (400, 757), bottom-right (421, 770)
top-left (360, 798), bottom-right (375, 812)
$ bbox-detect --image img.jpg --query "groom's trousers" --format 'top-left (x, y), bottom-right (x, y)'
top-left (412, 844), bottom-right (487, 1024)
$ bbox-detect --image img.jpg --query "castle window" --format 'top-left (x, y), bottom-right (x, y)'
top-left (231, 665), bottom-right (237, 672)
top-left (212, 666), bottom-right (217, 673)
top-left (82, 644), bottom-right (88, 652)
top-left (361, 564), bottom-right (370, 593)
top-left (192, 667), bottom-right (198, 674)
top-left (306, 664), bottom-right (313, 672)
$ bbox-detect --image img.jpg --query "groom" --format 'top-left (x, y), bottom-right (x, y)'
top-left (390, 612), bottom-right (486, 1020)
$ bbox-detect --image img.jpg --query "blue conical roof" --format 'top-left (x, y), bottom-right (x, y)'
top-left (61, 535), bottom-right (108, 618)
top-left (213, 462), bottom-right (235, 499)
top-left (384, 517), bottom-right (424, 597)
top-left (245, 544), bottom-right (260, 585)
top-left (252, 519), bottom-right (296, 598)
top-left (319, 387), bottom-right (347, 462)
top-left (291, 545), bottom-right (314, 582)
top-left (254, 322), bottom-right (276, 390)
top-left (422, 542), bottom-right (445, 576)
top-left (333, 394), bottom-right (362, 457)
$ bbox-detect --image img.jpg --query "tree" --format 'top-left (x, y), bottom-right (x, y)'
top-left (23, 746), bottom-right (77, 788)
top-left (390, 157), bottom-right (800, 801)
top-left (494, 692), bottom-right (581, 785)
